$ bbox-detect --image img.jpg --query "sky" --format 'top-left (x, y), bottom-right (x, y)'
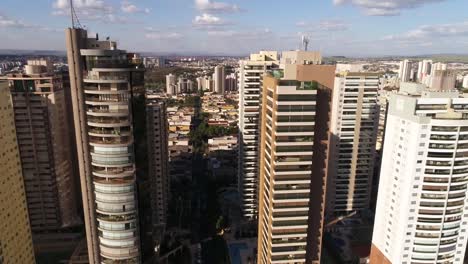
top-left (1, 0), bottom-right (468, 56)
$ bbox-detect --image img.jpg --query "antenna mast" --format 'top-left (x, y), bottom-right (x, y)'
top-left (301, 35), bottom-right (310, 51)
top-left (70, 0), bottom-right (83, 29)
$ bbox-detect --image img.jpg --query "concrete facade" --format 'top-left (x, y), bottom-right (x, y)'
top-left (0, 80), bottom-right (35, 264)
top-left (257, 63), bottom-right (336, 264)
top-left (7, 60), bottom-right (79, 233)
top-left (371, 87), bottom-right (468, 264)
top-left (146, 100), bottom-right (169, 253)
top-left (327, 72), bottom-right (380, 216)
top-left (66, 28), bottom-right (144, 263)
top-left (238, 51), bottom-right (278, 219)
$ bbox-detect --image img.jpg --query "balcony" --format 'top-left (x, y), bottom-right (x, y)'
top-left (84, 74), bottom-right (128, 83)
top-left (89, 137), bottom-right (133, 147)
top-left (89, 128), bottom-right (131, 137)
top-left (93, 167), bottom-right (134, 178)
top-left (100, 245), bottom-right (139, 261)
top-left (87, 108), bottom-right (129, 117)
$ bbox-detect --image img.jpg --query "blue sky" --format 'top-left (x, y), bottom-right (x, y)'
top-left (0, 0), bottom-right (467, 56)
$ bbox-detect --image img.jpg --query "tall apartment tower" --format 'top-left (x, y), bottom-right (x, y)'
top-left (166, 74), bottom-right (176, 95)
top-left (399, 59), bottom-right (412, 82)
top-left (6, 59), bottom-right (79, 232)
top-left (257, 63), bottom-right (336, 264)
top-left (65, 28), bottom-right (144, 263)
top-left (431, 62), bottom-right (448, 75)
top-left (417, 59), bottom-right (432, 81)
top-left (0, 81), bottom-right (35, 264)
top-left (214, 65), bottom-right (225, 94)
top-left (430, 70), bottom-right (456, 91)
top-left (146, 99), bottom-right (169, 251)
top-left (238, 51), bottom-right (278, 219)
top-left (327, 72), bottom-right (380, 216)
top-left (370, 83), bottom-right (468, 264)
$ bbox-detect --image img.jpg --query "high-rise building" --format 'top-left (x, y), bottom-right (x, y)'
top-left (146, 99), bottom-right (169, 252)
top-left (6, 59), bottom-right (80, 233)
top-left (238, 51), bottom-right (278, 219)
top-left (257, 62), bottom-right (335, 264)
top-left (431, 62), bottom-right (448, 75)
top-left (166, 74), bottom-right (176, 95)
top-left (398, 59), bottom-right (412, 82)
top-left (430, 70), bottom-right (456, 91)
top-left (0, 80), bottom-right (35, 264)
top-left (196, 77), bottom-right (203, 91)
top-left (66, 28), bottom-right (145, 263)
top-left (214, 65), bottom-right (225, 94)
top-left (177, 78), bottom-right (194, 93)
top-left (370, 83), bottom-right (468, 264)
top-left (463, 75), bottom-right (468, 89)
top-left (327, 71), bottom-right (380, 216)
top-left (225, 73), bottom-right (237, 92)
top-left (205, 76), bottom-right (214, 91)
top-left (417, 59), bottom-right (432, 81)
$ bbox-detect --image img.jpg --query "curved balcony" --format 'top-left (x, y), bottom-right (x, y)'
top-left (87, 118), bottom-right (131, 129)
top-left (87, 109), bottom-right (129, 117)
top-left (89, 137), bottom-right (133, 147)
top-left (96, 203), bottom-right (136, 215)
top-left (93, 168), bottom-right (135, 178)
top-left (92, 160), bottom-right (133, 169)
top-left (89, 130), bottom-right (131, 138)
top-left (95, 192), bottom-right (135, 204)
top-left (101, 230), bottom-right (136, 241)
top-left (97, 213), bottom-right (136, 223)
top-left (84, 75), bottom-right (129, 84)
top-left (99, 245), bottom-right (139, 261)
top-left (97, 218), bottom-right (137, 232)
top-left (94, 179), bottom-right (135, 194)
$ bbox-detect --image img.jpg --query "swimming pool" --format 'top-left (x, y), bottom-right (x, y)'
top-left (228, 242), bottom-right (248, 264)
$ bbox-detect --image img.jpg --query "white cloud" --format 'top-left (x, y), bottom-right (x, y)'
top-left (194, 0), bottom-right (241, 13)
top-left (193, 13), bottom-right (227, 26)
top-left (382, 21), bottom-right (468, 41)
top-left (0, 14), bottom-right (28, 28)
top-left (297, 19), bottom-right (349, 31)
top-left (333, 0), bottom-right (446, 16)
top-left (145, 32), bottom-right (183, 40)
top-left (144, 27), bottom-right (183, 40)
top-left (53, 0), bottom-right (113, 13)
top-left (52, 0), bottom-right (132, 24)
top-left (121, 0), bottom-right (150, 14)
top-left (0, 13), bottom-right (61, 32)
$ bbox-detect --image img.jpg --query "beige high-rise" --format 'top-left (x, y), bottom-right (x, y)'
top-left (238, 51), bottom-right (279, 220)
top-left (257, 63), bottom-right (335, 264)
top-left (327, 72), bottom-right (380, 216)
top-left (0, 80), bottom-right (35, 264)
top-left (6, 59), bottom-right (79, 232)
top-left (66, 28), bottom-right (144, 263)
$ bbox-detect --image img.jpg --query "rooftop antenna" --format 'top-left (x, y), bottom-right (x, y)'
top-left (70, 0), bottom-right (83, 29)
top-left (301, 35), bottom-right (310, 51)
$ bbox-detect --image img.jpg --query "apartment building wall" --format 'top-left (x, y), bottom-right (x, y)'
top-left (7, 71), bottom-right (79, 232)
top-left (327, 72), bottom-right (380, 216)
top-left (0, 81), bottom-right (35, 264)
top-left (257, 64), bottom-right (335, 264)
top-left (146, 100), bottom-right (169, 251)
top-left (371, 89), bottom-right (468, 264)
top-left (238, 52), bottom-right (278, 219)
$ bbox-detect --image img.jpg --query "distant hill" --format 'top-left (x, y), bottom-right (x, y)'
top-left (0, 49), bottom-right (66, 56)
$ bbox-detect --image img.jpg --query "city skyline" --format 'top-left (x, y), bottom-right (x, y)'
top-left (0, 0), bottom-right (468, 56)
